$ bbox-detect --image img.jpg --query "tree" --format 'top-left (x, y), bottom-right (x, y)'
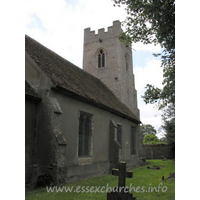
top-left (113, 0), bottom-right (175, 146)
top-left (113, 0), bottom-right (175, 60)
top-left (162, 104), bottom-right (175, 146)
top-left (140, 124), bottom-right (156, 138)
top-left (143, 134), bottom-right (160, 144)
top-left (159, 136), bottom-right (166, 143)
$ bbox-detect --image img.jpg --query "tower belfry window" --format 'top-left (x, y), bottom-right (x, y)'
top-left (98, 49), bottom-right (105, 68)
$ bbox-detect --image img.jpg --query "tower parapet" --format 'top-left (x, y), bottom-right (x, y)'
top-left (84, 20), bottom-right (123, 45)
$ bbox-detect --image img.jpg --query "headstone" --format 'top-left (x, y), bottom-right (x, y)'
top-left (147, 165), bottom-right (164, 170)
top-left (107, 161), bottom-right (136, 200)
top-left (162, 172), bottom-right (175, 180)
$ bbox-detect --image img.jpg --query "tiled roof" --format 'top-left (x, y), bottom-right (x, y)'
top-left (25, 35), bottom-right (140, 123)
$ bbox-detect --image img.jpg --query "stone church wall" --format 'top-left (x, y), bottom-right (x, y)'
top-left (25, 67), bottom-right (145, 187)
top-left (50, 89), bottom-right (143, 183)
top-left (25, 55), bottom-right (59, 188)
top-left (25, 97), bottom-right (38, 185)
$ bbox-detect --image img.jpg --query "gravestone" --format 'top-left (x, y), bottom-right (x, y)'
top-left (107, 161), bottom-right (136, 200)
top-left (147, 165), bottom-right (164, 170)
top-left (162, 172), bottom-right (175, 180)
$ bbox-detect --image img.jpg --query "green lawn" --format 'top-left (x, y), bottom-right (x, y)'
top-left (25, 160), bottom-right (175, 200)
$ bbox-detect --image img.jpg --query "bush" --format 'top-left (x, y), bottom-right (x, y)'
top-left (143, 134), bottom-right (160, 144)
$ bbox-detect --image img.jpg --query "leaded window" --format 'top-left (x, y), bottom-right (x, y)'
top-left (78, 111), bottom-right (93, 157)
top-left (98, 49), bottom-right (105, 68)
top-left (131, 126), bottom-right (136, 155)
top-left (117, 124), bottom-right (122, 146)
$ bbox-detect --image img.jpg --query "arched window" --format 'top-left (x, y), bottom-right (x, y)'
top-left (78, 111), bottom-right (93, 157)
top-left (98, 49), bottom-right (105, 68)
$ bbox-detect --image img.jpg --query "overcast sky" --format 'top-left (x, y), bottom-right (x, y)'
top-left (25, 0), bottom-right (165, 137)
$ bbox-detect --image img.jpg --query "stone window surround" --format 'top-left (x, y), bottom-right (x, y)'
top-left (77, 110), bottom-right (94, 159)
top-left (95, 48), bottom-right (107, 68)
top-left (130, 125), bottom-right (137, 155)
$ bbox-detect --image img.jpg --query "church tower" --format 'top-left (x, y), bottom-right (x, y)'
top-left (83, 20), bottom-right (140, 119)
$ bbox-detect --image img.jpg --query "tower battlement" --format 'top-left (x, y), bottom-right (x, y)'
top-left (84, 20), bottom-right (123, 44)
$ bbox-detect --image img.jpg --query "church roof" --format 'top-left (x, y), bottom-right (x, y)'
top-left (25, 35), bottom-right (140, 124)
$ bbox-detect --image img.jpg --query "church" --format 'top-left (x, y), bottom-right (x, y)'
top-left (25, 20), bottom-right (145, 188)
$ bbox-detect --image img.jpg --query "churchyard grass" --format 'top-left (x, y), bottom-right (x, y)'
top-left (25, 159), bottom-right (175, 200)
